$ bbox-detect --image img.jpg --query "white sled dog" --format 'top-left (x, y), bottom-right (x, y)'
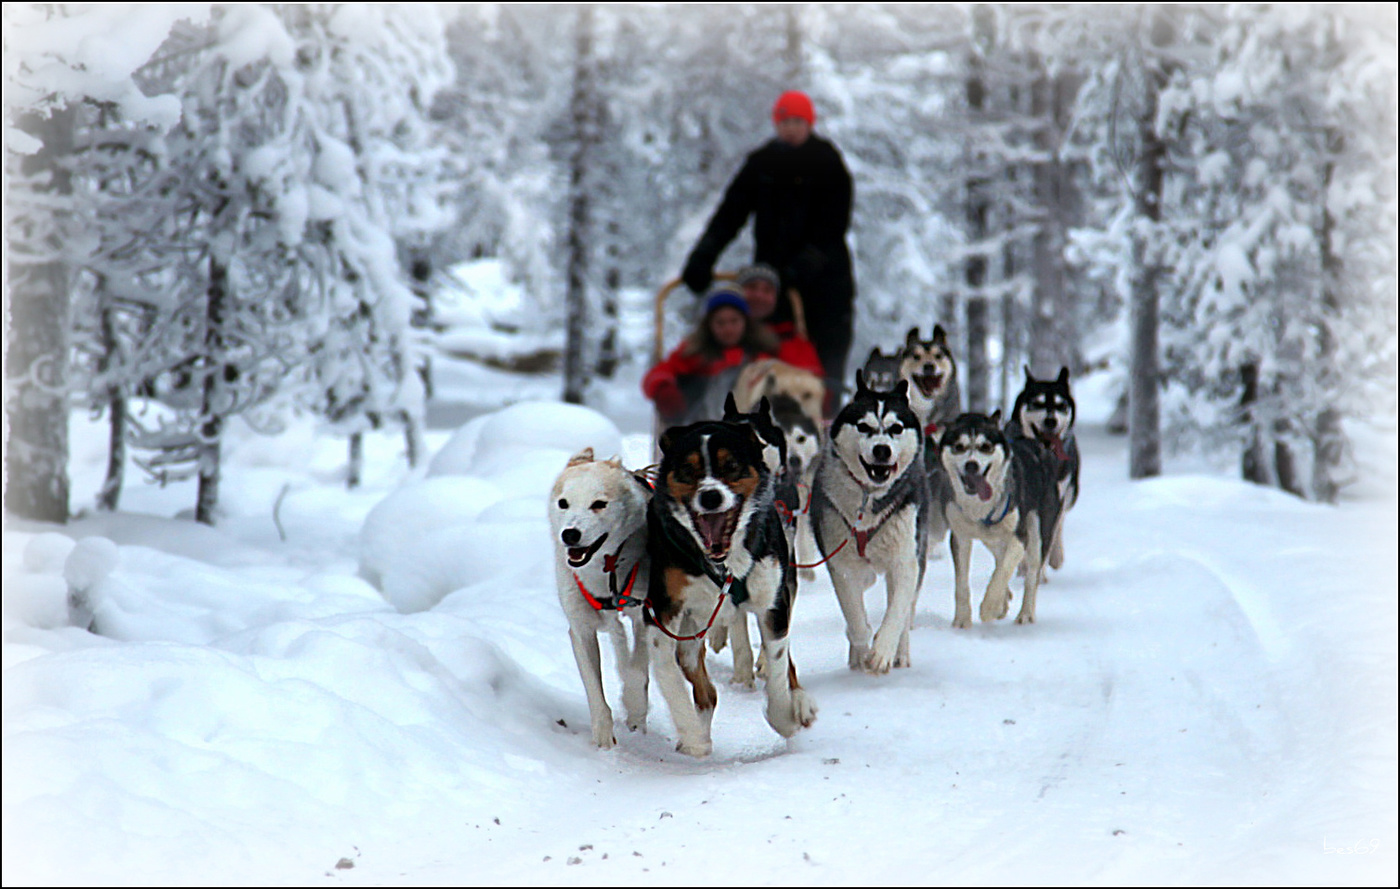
top-left (549, 448), bottom-right (653, 748)
top-left (810, 372), bottom-right (940, 673)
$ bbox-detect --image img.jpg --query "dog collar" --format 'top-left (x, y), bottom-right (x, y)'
top-left (980, 490), bottom-right (1014, 527)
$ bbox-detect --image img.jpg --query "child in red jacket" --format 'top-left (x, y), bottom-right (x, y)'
top-left (644, 287), bottom-right (822, 424)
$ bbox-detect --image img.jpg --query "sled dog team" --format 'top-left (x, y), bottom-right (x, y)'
top-left (549, 326), bottom-right (1080, 756)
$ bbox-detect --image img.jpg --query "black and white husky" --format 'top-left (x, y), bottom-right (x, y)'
top-left (549, 449), bottom-right (653, 748)
top-left (936, 412), bottom-right (1061, 627)
top-left (647, 419), bottom-right (817, 756)
top-left (1006, 367), bottom-right (1080, 573)
top-left (810, 372), bottom-right (940, 673)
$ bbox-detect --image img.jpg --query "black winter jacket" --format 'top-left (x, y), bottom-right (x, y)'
top-left (684, 134), bottom-right (855, 319)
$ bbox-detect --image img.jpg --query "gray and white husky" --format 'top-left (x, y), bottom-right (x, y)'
top-left (810, 372), bottom-right (941, 673)
top-left (935, 412), bottom-right (1061, 627)
top-left (548, 448), bottom-right (653, 748)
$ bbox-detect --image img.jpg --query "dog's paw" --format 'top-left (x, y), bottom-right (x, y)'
top-left (847, 644), bottom-right (871, 671)
top-left (981, 591), bottom-right (1011, 622)
top-left (625, 713), bottom-right (647, 733)
top-left (708, 626), bottom-right (729, 654)
top-left (676, 738), bottom-right (712, 758)
top-left (951, 612), bottom-right (972, 629)
top-left (1015, 610), bottom-right (1036, 625)
top-left (894, 652), bottom-right (912, 669)
top-left (863, 648), bottom-right (895, 675)
top-left (791, 688), bottom-right (818, 729)
top-left (766, 691), bottom-right (815, 737)
top-left (728, 673), bottom-right (756, 690)
top-left (592, 726), bottom-right (617, 749)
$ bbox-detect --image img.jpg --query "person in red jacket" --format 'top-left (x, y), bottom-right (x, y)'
top-left (644, 287), bottom-right (822, 425)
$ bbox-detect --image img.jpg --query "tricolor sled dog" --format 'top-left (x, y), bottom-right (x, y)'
top-left (935, 411), bottom-right (1061, 626)
top-left (549, 449), bottom-right (653, 748)
top-left (647, 419), bottom-right (817, 757)
top-left (810, 372), bottom-right (942, 673)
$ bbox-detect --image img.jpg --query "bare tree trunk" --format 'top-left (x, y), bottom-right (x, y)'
top-left (562, 5), bottom-right (596, 406)
top-left (98, 297), bottom-right (126, 511)
top-left (1240, 363), bottom-right (1269, 486)
top-left (347, 433), bottom-right (363, 490)
top-left (1128, 9), bottom-right (1174, 480)
top-left (964, 10), bottom-right (994, 413)
top-left (1312, 125), bottom-right (1348, 503)
top-left (1029, 63), bottom-right (1071, 379)
top-left (5, 106), bottom-right (76, 523)
top-left (196, 254), bottom-right (228, 525)
top-left (783, 6), bottom-right (803, 83)
top-left (596, 220), bottom-right (620, 380)
top-left (401, 409), bottom-right (424, 469)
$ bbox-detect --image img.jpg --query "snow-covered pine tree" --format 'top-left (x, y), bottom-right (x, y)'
top-left (4, 5), bottom-right (209, 522)
top-left (1159, 4), bottom-right (1396, 499)
top-left (282, 5), bottom-right (453, 483)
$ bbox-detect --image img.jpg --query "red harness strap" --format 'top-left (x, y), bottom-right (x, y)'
top-left (646, 575), bottom-right (731, 642)
top-left (792, 536), bottom-right (848, 569)
top-left (573, 555), bottom-right (642, 612)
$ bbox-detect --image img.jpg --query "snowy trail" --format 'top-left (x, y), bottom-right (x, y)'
top-left (4, 416), bottom-right (1395, 885)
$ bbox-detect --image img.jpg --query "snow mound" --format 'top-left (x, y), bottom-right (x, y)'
top-left (363, 402), bottom-right (619, 613)
top-left (428, 401), bottom-right (623, 477)
top-left (356, 476), bottom-right (506, 593)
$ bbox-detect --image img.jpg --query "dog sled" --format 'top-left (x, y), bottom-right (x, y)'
top-left (649, 272), bottom-right (810, 453)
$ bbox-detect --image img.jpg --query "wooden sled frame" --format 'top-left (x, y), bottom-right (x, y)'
top-left (650, 272), bottom-right (808, 455)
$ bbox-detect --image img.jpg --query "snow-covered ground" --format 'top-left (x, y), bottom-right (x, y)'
top-left (3, 352), bottom-right (1397, 886)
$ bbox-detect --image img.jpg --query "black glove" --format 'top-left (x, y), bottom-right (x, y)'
top-left (682, 237), bottom-right (719, 295)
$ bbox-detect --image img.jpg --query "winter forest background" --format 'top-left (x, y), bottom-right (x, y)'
top-left (3, 5), bottom-right (1398, 885)
top-left (3, 3), bottom-right (1396, 527)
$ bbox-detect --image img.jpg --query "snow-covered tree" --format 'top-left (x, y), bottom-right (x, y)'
top-left (1159, 5), bottom-right (1396, 499)
top-left (4, 4), bottom-right (209, 522)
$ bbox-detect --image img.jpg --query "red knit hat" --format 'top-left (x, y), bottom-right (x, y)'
top-left (772, 90), bottom-right (815, 125)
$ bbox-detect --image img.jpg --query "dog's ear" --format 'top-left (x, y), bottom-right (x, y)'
top-left (932, 324), bottom-right (947, 346)
top-left (905, 327), bottom-right (921, 349)
top-left (659, 429), bottom-right (676, 456)
top-left (758, 395), bottom-right (772, 419)
top-left (854, 368), bottom-right (869, 395)
top-left (1024, 365), bottom-right (1035, 384)
top-left (723, 391), bottom-right (740, 420)
top-left (867, 346), bottom-right (882, 363)
top-left (1057, 366), bottom-right (1070, 385)
top-left (567, 447), bottom-right (595, 467)
top-left (990, 409), bottom-right (1003, 426)
top-left (891, 379), bottom-right (910, 403)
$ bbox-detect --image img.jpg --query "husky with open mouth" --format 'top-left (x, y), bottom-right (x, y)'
top-left (1006, 366), bottom-right (1080, 574)
top-left (810, 372), bottom-right (940, 673)
top-left (899, 325), bottom-right (962, 447)
top-left (646, 419), bottom-right (817, 757)
top-left (549, 448), bottom-right (653, 749)
top-left (935, 411), bottom-right (1061, 627)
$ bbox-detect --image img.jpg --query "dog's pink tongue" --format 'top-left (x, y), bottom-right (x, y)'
top-left (695, 512), bottom-right (729, 553)
top-left (964, 471), bottom-right (993, 502)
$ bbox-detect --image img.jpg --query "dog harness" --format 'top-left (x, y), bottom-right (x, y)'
top-left (823, 465), bottom-right (909, 560)
top-left (979, 489), bottom-right (1014, 527)
top-left (573, 551), bottom-right (643, 612)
